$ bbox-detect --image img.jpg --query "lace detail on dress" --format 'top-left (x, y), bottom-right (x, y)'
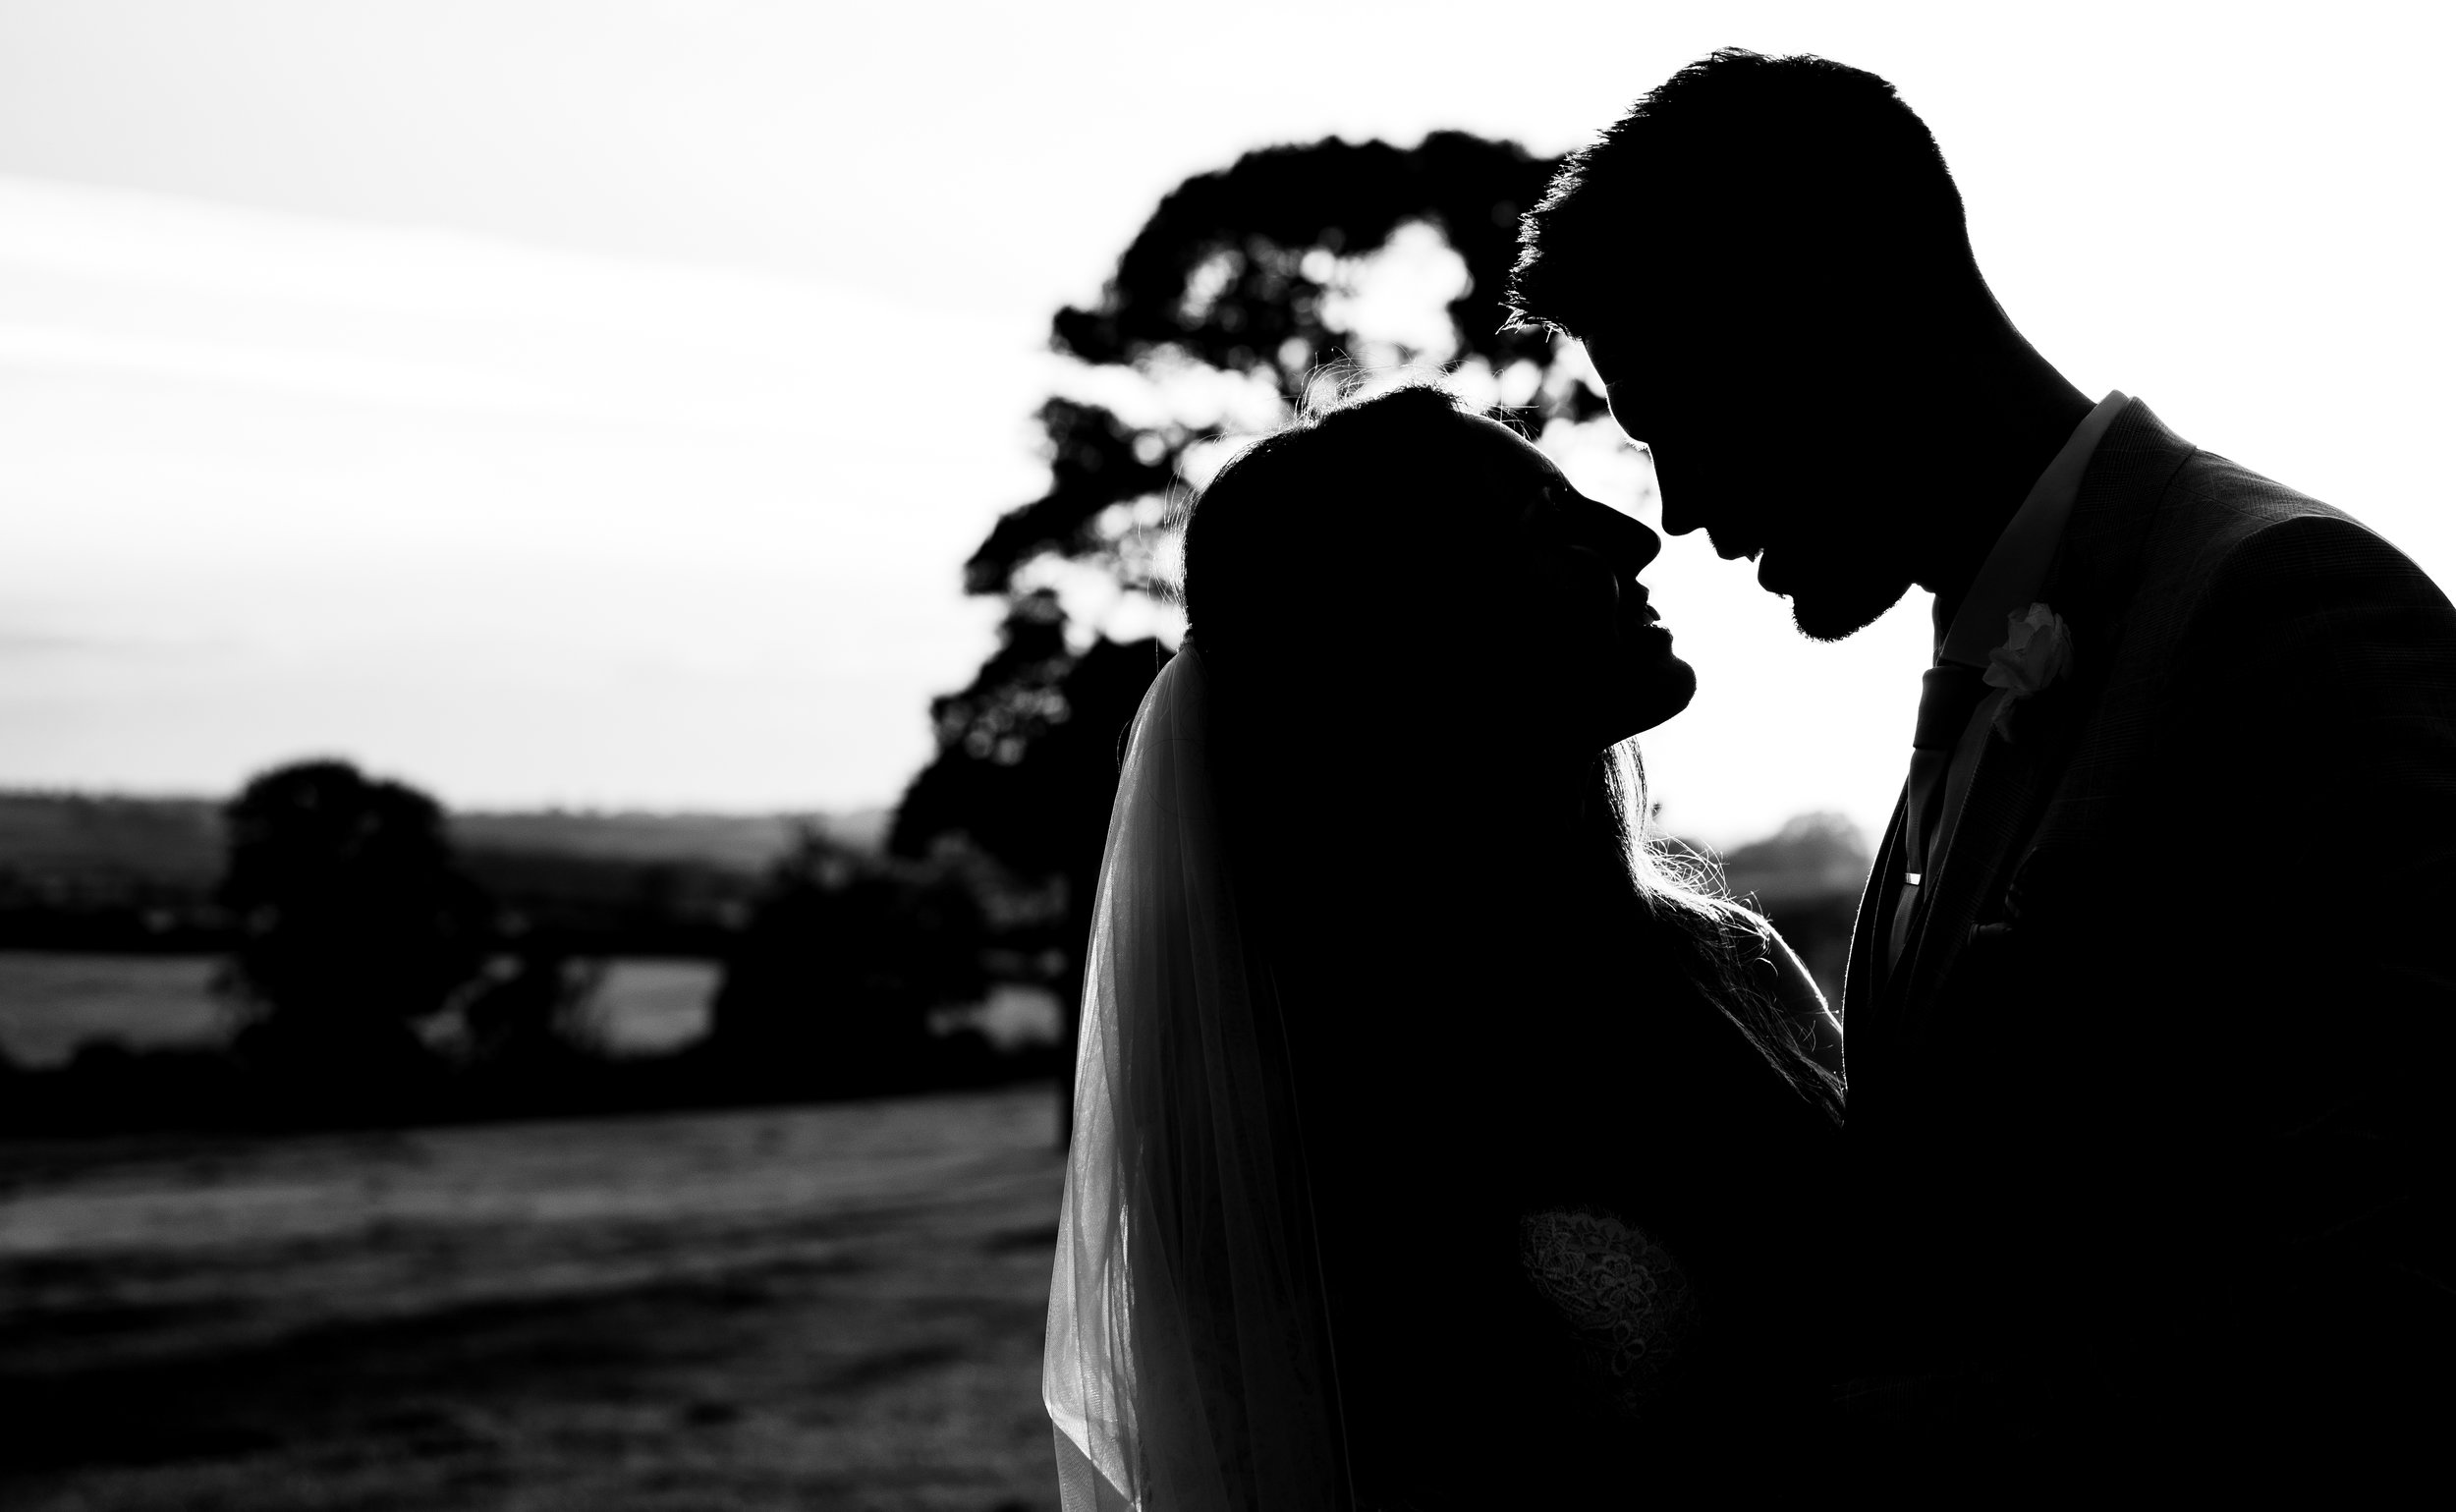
top-left (1520, 1207), bottom-right (1702, 1414)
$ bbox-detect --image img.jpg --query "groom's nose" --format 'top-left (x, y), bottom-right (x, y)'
top-left (1659, 487), bottom-right (1706, 539)
top-left (1659, 490), bottom-right (1755, 558)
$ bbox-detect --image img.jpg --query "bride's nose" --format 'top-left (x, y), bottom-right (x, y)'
top-left (1599, 507), bottom-right (1663, 575)
top-left (1569, 491), bottom-right (1661, 577)
top-left (1630, 517), bottom-right (1664, 572)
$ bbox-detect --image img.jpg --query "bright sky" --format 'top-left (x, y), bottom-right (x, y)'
top-left (0, 1), bottom-right (2447, 846)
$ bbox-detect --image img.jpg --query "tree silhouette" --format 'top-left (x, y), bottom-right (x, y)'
top-left (893, 591), bottom-right (1167, 905)
top-left (463, 946), bottom-right (607, 1074)
top-left (709, 829), bottom-right (990, 1096)
top-left (217, 759), bottom-right (491, 1096)
top-left (898, 132), bottom-right (1613, 1142)
top-left (892, 598), bottom-right (1169, 1140)
top-left (961, 131), bottom-right (1601, 613)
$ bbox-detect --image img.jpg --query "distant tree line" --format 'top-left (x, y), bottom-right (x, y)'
top-left (0, 798), bottom-right (769, 957)
top-left (1, 758), bottom-right (1058, 1135)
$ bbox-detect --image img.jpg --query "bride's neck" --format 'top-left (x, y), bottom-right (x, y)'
top-left (1231, 714), bottom-right (1609, 923)
top-left (1418, 744), bottom-right (1614, 896)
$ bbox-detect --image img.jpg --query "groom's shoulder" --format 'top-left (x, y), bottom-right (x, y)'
top-left (2084, 432), bottom-right (2456, 711)
top-left (2083, 400), bottom-right (2396, 584)
top-left (2150, 444), bottom-right (2439, 609)
top-left (2170, 445), bottom-right (2357, 551)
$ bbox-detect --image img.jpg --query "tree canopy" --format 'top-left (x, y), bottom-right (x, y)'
top-left (710, 829), bottom-right (990, 1095)
top-left (902, 131), bottom-right (1605, 889)
top-left (217, 758), bottom-right (491, 1078)
top-left (960, 131), bottom-right (1600, 617)
top-left (892, 131), bottom-right (1617, 1145)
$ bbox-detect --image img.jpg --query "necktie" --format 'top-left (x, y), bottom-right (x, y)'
top-left (1886, 660), bottom-right (1992, 971)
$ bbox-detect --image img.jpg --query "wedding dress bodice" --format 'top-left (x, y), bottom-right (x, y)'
top-left (1520, 1206), bottom-right (1702, 1414)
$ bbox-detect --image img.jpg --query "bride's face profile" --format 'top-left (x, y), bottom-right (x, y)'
top-left (1456, 416), bottom-right (1697, 751)
top-left (1183, 386), bottom-right (1694, 761)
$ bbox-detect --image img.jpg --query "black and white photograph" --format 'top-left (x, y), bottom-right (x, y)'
top-left (2, 3), bottom-right (2451, 1507)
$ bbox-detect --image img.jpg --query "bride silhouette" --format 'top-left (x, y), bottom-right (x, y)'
top-left (1045, 383), bottom-right (1844, 1508)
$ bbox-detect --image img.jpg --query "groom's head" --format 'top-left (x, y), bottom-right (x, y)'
top-left (1509, 50), bottom-right (1993, 641)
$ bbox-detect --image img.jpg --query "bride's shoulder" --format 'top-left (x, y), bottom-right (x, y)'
top-left (1668, 901), bottom-right (1843, 1083)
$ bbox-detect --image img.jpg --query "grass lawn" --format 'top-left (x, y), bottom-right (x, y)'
top-left (0, 1084), bottom-right (1070, 1511)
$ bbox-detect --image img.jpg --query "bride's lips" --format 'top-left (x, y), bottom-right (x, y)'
top-left (1624, 589), bottom-right (1670, 639)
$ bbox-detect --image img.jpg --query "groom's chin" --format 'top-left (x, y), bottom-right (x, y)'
top-left (1788, 578), bottom-right (1913, 644)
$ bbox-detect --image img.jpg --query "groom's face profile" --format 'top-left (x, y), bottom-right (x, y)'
top-left (1582, 322), bottom-right (1918, 643)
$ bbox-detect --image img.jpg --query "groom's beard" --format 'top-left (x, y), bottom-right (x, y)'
top-left (1786, 570), bottom-right (1915, 643)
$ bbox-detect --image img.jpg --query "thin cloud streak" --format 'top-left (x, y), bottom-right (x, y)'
top-left (0, 174), bottom-right (1045, 812)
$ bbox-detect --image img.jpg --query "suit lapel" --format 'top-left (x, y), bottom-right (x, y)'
top-left (1890, 705), bottom-right (2063, 1020)
top-left (1884, 398), bottom-right (2196, 1039)
top-left (1844, 787), bottom-right (1910, 1032)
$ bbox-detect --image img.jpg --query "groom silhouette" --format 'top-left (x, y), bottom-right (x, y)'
top-left (1510, 50), bottom-right (2456, 1486)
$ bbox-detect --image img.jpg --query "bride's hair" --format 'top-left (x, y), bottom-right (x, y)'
top-left (1182, 380), bottom-right (1840, 1117)
top-left (1173, 380), bottom-right (1841, 1492)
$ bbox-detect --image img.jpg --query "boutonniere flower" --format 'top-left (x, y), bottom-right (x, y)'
top-left (1985, 602), bottom-right (2074, 741)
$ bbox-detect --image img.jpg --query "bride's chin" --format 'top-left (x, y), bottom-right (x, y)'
top-left (1625, 654), bottom-right (1698, 736)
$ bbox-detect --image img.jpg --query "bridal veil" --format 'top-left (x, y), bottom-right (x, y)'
top-left (1043, 641), bottom-right (1350, 1510)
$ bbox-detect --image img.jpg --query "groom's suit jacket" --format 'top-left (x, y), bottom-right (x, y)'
top-left (1841, 398), bottom-right (2456, 1455)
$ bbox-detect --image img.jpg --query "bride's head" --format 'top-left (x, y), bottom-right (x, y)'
top-left (1180, 379), bottom-right (1747, 973)
top-left (1183, 383), bottom-right (1695, 763)
top-left (1179, 380), bottom-right (1842, 1159)
top-left (1174, 379), bottom-right (1841, 1184)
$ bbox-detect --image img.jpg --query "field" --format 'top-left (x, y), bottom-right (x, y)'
top-left (0, 953), bottom-right (1063, 1073)
top-left (0, 953), bottom-right (726, 1068)
top-left (0, 1084), bottom-right (1070, 1511)
top-left (0, 954), bottom-right (227, 1067)
top-left (0, 792), bottom-right (886, 887)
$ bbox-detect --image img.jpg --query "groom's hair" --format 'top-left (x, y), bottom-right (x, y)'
top-left (1507, 50), bottom-right (1976, 334)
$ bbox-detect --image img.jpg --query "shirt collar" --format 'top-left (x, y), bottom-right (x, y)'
top-left (1936, 390), bottom-right (2129, 667)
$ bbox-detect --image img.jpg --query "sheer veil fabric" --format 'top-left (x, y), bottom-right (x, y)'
top-left (1043, 642), bottom-right (1350, 1510)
